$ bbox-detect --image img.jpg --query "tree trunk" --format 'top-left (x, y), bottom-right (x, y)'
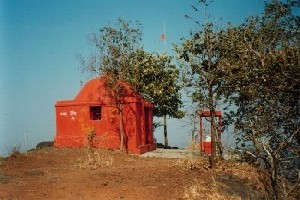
top-left (208, 84), bottom-right (216, 168)
top-left (163, 115), bottom-right (168, 147)
top-left (119, 105), bottom-right (126, 152)
top-left (271, 158), bottom-right (279, 200)
top-left (200, 116), bottom-right (203, 156)
top-left (191, 114), bottom-right (196, 146)
top-left (217, 131), bottom-right (223, 158)
top-left (211, 114), bottom-right (216, 158)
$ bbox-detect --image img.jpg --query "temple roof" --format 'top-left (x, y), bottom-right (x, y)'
top-left (75, 76), bottom-right (140, 102)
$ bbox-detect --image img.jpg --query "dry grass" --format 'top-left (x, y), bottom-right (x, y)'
top-left (183, 178), bottom-right (242, 200)
top-left (74, 148), bottom-right (114, 169)
top-left (176, 156), bottom-right (264, 199)
top-left (6, 143), bottom-right (22, 158)
top-left (185, 140), bottom-right (200, 151)
top-left (182, 172), bottom-right (262, 200)
top-left (225, 161), bottom-right (263, 191)
top-left (174, 156), bottom-right (209, 171)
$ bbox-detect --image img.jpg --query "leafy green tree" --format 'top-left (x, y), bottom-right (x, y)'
top-left (174, 1), bottom-right (225, 160)
top-left (79, 18), bottom-right (184, 150)
top-left (78, 18), bottom-right (143, 151)
top-left (128, 50), bottom-right (184, 147)
top-left (218, 0), bottom-right (300, 198)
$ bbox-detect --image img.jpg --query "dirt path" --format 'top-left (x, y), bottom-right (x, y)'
top-left (140, 149), bottom-right (200, 159)
top-left (0, 148), bottom-right (262, 199)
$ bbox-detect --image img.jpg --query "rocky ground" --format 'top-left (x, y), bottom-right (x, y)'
top-left (0, 147), bottom-right (264, 199)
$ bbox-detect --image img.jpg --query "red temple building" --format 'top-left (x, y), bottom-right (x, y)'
top-left (54, 76), bottom-right (156, 154)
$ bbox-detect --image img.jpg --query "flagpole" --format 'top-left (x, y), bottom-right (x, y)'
top-left (159, 23), bottom-right (167, 53)
top-left (163, 23), bottom-right (166, 53)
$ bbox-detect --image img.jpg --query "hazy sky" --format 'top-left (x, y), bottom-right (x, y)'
top-left (0, 0), bottom-right (265, 156)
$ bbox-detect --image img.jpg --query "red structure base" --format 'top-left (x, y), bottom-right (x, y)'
top-left (199, 110), bottom-right (222, 156)
top-left (203, 142), bottom-right (212, 155)
top-left (54, 76), bottom-right (156, 154)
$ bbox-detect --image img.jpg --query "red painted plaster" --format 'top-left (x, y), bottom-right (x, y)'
top-left (54, 76), bottom-right (156, 154)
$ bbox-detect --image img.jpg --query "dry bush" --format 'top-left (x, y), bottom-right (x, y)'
top-left (223, 161), bottom-right (300, 199)
top-left (183, 181), bottom-right (203, 200)
top-left (76, 121), bottom-right (114, 169)
top-left (7, 143), bottom-right (22, 158)
top-left (255, 169), bottom-right (300, 199)
top-left (176, 156), bottom-right (264, 199)
top-left (277, 175), bottom-right (300, 199)
top-left (185, 140), bottom-right (200, 151)
top-left (174, 156), bottom-right (209, 171)
top-left (75, 148), bottom-right (114, 169)
top-left (183, 178), bottom-right (241, 200)
top-left (183, 170), bottom-right (263, 199)
top-left (0, 157), bottom-right (3, 167)
top-left (224, 161), bottom-right (263, 191)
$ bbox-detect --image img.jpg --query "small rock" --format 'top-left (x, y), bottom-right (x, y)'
top-left (101, 182), bottom-right (108, 186)
top-left (36, 141), bottom-right (54, 149)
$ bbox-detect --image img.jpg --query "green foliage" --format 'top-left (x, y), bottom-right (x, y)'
top-left (174, 1), bottom-right (226, 158)
top-left (217, 0), bottom-right (300, 198)
top-left (176, 0), bottom-right (299, 196)
top-left (78, 18), bottom-right (184, 147)
top-left (78, 18), bottom-right (142, 78)
top-left (78, 19), bottom-right (183, 119)
top-left (128, 50), bottom-right (184, 118)
top-left (78, 18), bottom-right (143, 151)
top-left (127, 49), bottom-right (184, 146)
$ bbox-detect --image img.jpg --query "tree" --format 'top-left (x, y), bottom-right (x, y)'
top-left (218, 0), bottom-right (300, 198)
top-left (78, 18), bottom-right (184, 150)
top-left (128, 50), bottom-right (184, 147)
top-left (174, 1), bottom-right (225, 161)
top-left (78, 18), bottom-right (143, 151)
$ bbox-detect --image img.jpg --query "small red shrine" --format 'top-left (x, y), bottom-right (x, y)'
top-left (54, 76), bottom-right (156, 154)
top-left (199, 110), bottom-right (222, 155)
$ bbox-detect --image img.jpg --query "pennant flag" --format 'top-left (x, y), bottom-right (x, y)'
top-left (160, 33), bottom-right (166, 40)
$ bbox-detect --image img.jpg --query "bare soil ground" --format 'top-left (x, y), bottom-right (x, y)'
top-left (0, 147), bottom-right (263, 200)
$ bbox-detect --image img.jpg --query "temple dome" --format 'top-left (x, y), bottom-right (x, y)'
top-left (74, 76), bottom-right (140, 103)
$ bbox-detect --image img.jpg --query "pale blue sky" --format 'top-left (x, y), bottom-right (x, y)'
top-left (0, 0), bottom-right (265, 156)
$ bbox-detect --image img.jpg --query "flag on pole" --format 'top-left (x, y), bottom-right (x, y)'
top-left (160, 33), bottom-right (166, 40)
top-left (160, 24), bottom-right (167, 52)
